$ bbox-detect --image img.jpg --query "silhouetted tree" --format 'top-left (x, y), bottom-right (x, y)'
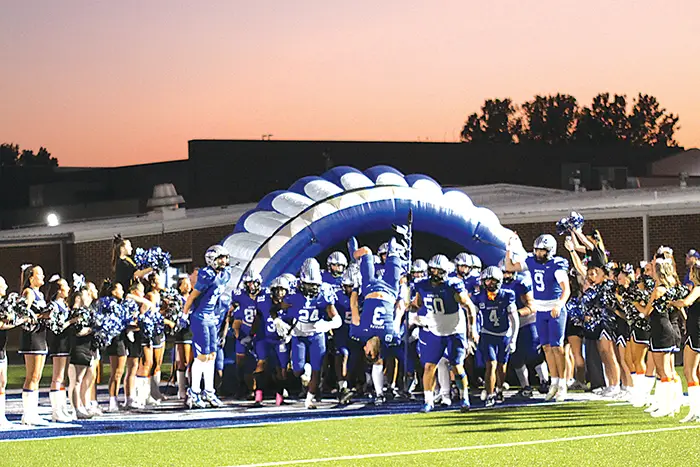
top-left (0, 143), bottom-right (19, 167)
top-left (521, 94), bottom-right (578, 144)
top-left (1, 144), bottom-right (58, 167)
top-left (628, 94), bottom-right (679, 147)
top-left (461, 92), bottom-right (679, 148)
top-left (573, 93), bottom-right (630, 145)
top-left (460, 98), bottom-right (521, 143)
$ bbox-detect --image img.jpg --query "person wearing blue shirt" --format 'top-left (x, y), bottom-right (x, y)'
top-left (506, 233), bottom-right (571, 402)
top-left (411, 254), bottom-right (478, 413)
top-left (283, 258), bottom-right (340, 409)
top-left (473, 267), bottom-right (519, 407)
top-left (183, 245), bottom-right (231, 410)
top-left (322, 251), bottom-right (348, 293)
top-left (253, 276), bottom-right (292, 407)
top-left (228, 270), bottom-right (263, 403)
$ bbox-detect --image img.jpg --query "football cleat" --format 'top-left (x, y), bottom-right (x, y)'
top-left (459, 399), bottom-right (471, 413)
top-left (495, 391), bottom-right (505, 404)
top-left (517, 386), bottom-right (533, 399)
top-left (439, 397), bottom-right (452, 407)
top-left (374, 394), bottom-right (386, 406)
top-left (420, 403), bottom-right (434, 413)
top-left (185, 389), bottom-right (208, 409)
top-left (538, 381), bottom-right (550, 394)
top-left (203, 390), bottom-right (224, 408)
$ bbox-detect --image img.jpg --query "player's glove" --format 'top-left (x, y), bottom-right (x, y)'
top-left (273, 317), bottom-right (291, 337)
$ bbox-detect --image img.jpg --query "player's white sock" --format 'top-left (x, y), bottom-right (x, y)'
top-left (437, 358), bottom-right (450, 396)
top-left (535, 363), bottom-right (549, 383)
top-left (191, 359), bottom-right (204, 393)
top-left (203, 359), bottom-right (215, 393)
top-left (424, 390), bottom-right (434, 406)
top-left (551, 377), bottom-right (559, 388)
top-left (515, 365), bottom-right (529, 387)
top-left (372, 364), bottom-right (384, 396)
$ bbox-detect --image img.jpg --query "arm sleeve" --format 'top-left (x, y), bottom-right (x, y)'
top-left (554, 269), bottom-right (569, 284)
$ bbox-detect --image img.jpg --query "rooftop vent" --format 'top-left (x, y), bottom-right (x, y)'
top-left (147, 183), bottom-right (185, 212)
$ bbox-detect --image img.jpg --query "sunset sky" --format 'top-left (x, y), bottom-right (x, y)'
top-left (2, 1), bottom-right (699, 167)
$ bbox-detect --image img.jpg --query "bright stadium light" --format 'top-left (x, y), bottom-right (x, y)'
top-left (47, 212), bottom-right (60, 227)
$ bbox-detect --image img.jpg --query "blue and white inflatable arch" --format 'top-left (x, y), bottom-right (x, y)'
top-left (222, 165), bottom-right (523, 287)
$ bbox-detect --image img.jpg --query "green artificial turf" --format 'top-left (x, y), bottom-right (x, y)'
top-left (3, 401), bottom-right (698, 467)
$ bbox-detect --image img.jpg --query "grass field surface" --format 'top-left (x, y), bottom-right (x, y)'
top-left (2, 400), bottom-right (697, 467)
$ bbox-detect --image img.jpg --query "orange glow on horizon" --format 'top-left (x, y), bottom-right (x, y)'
top-left (1, 1), bottom-right (699, 167)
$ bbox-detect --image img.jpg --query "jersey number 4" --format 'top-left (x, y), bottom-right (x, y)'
top-left (533, 271), bottom-right (546, 292)
top-left (489, 309), bottom-right (501, 328)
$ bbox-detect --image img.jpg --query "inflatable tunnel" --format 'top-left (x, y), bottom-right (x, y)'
top-left (222, 165), bottom-right (523, 287)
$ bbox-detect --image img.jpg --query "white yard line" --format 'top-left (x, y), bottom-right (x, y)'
top-left (226, 425), bottom-right (700, 467)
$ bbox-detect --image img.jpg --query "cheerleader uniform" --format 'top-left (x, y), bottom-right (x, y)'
top-left (70, 326), bottom-right (95, 367)
top-left (582, 280), bottom-right (617, 341)
top-left (48, 300), bottom-right (72, 357)
top-left (649, 292), bottom-right (681, 353)
top-left (140, 297), bottom-right (165, 349)
top-left (564, 296), bottom-right (585, 339)
top-left (106, 332), bottom-right (127, 357)
top-left (18, 289), bottom-right (48, 355)
top-left (686, 299), bottom-right (700, 352)
top-left (115, 257), bottom-right (138, 292)
top-left (174, 295), bottom-right (193, 345)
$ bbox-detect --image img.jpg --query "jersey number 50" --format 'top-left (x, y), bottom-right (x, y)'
top-left (424, 296), bottom-right (446, 314)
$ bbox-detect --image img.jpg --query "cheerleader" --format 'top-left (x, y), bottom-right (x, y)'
top-left (636, 257), bottom-right (686, 417)
top-left (122, 282), bottom-right (148, 409)
top-left (85, 282), bottom-right (101, 412)
top-left (1, 275), bottom-right (18, 427)
top-left (112, 234), bottom-right (153, 291)
top-left (174, 273), bottom-right (196, 400)
top-left (144, 271), bottom-right (173, 402)
top-left (67, 284), bottom-right (100, 419)
top-left (611, 265), bottom-right (634, 399)
top-left (671, 263), bottom-right (700, 423)
top-left (619, 270), bottom-right (654, 406)
top-left (46, 276), bottom-right (74, 422)
top-left (563, 269), bottom-right (587, 390)
top-left (18, 264), bottom-right (51, 426)
top-left (581, 260), bottom-right (622, 397)
top-left (98, 280), bottom-right (128, 412)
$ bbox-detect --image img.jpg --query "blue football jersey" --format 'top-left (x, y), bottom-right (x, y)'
top-left (285, 284), bottom-right (336, 337)
top-left (334, 289), bottom-right (353, 325)
top-left (192, 266), bottom-right (232, 319)
top-left (415, 277), bottom-right (467, 336)
top-left (321, 270), bottom-right (343, 293)
top-left (524, 254), bottom-right (569, 303)
top-left (502, 273), bottom-right (532, 311)
top-left (231, 291), bottom-right (261, 338)
top-left (256, 293), bottom-right (287, 341)
top-left (473, 288), bottom-right (516, 336)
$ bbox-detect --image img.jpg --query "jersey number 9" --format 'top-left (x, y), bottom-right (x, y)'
top-left (533, 271), bottom-right (545, 292)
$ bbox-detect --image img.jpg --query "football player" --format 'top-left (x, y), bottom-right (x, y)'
top-left (182, 245), bottom-right (231, 409)
top-left (283, 259), bottom-right (340, 409)
top-left (473, 267), bottom-right (519, 406)
top-left (411, 254), bottom-right (478, 413)
top-left (322, 252), bottom-right (348, 293)
top-left (506, 234), bottom-right (570, 401)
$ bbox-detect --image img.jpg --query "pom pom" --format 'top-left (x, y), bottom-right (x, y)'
top-left (160, 288), bottom-right (186, 335)
top-left (133, 246), bottom-right (172, 271)
top-left (92, 297), bottom-right (128, 349)
top-left (47, 302), bottom-right (70, 335)
top-left (0, 293), bottom-right (43, 331)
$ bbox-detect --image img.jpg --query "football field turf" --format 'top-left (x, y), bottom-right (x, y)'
top-left (2, 399), bottom-right (698, 467)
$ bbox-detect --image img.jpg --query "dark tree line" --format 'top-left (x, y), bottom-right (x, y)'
top-left (460, 93), bottom-right (680, 147)
top-left (0, 143), bottom-right (58, 167)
